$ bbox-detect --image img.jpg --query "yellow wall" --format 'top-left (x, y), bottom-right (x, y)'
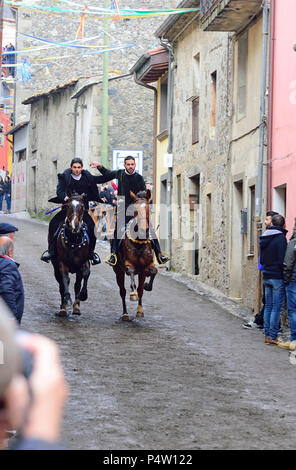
top-left (154, 75), bottom-right (168, 235)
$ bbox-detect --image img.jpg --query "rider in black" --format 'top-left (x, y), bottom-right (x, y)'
top-left (41, 158), bottom-right (106, 265)
top-left (90, 156), bottom-right (170, 267)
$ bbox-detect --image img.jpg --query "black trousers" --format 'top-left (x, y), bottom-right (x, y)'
top-left (48, 209), bottom-right (96, 252)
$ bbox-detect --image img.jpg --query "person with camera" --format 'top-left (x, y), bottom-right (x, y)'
top-left (0, 236), bottom-right (24, 325)
top-left (0, 301), bottom-right (68, 450)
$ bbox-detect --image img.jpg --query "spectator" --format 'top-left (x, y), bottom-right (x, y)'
top-left (3, 175), bottom-right (11, 214)
top-left (259, 213), bottom-right (287, 345)
top-left (278, 219), bottom-right (296, 351)
top-left (99, 183), bottom-right (116, 206)
top-left (0, 236), bottom-right (24, 325)
top-left (0, 223), bottom-right (18, 242)
top-left (0, 177), bottom-right (4, 212)
top-left (243, 210), bottom-right (279, 329)
top-left (0, 300), bottom-right (68, 450)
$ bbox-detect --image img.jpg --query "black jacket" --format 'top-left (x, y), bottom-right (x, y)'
top-left (259, 226), bottom-right (288, 280)
top-left (283, 233), bottom-right (296, 283)
top-left (50, 168), bottom-right (106, 205)
top-left (98, 167), bottom-right (146, 207)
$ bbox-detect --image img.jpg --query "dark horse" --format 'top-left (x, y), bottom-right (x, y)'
top-left (53, 194), bottom-right (90, 317)
top-left (114, 189), bottom-right (157, 321)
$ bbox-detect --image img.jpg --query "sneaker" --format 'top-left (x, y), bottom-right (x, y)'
top-left (243, 320), bottom-right (259, 329)
top-left (265, 337), bottom-right (279, 345)
top-left (278, 340), bottom-right (296, 351)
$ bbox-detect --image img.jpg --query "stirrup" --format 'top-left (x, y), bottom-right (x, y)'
top-left (105, 253), bottom-right (117, 266)
top-left (40, 250), bottom-right (52, 263)
top-left (157, 252), bottom-right (170, 264)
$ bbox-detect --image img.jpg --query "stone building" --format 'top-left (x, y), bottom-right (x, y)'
top-left (200, 0), bottom-right (266, 308)
top-left (155, 1), bottom-right (233, 296)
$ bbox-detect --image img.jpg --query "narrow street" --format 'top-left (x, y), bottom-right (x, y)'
top-left (3, 214), bottom-right (296, 450)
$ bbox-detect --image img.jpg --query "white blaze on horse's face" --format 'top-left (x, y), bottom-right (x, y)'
top-left (68, 199), bottom-right (83, 233)
top-left (135, 198), bottom-right (148, 236)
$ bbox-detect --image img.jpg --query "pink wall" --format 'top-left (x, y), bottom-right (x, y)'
top-left (271, 0), bottom-right (296, 234)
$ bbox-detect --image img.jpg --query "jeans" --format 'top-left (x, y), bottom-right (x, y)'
top-left (5, 193), bottom-right (11, 211)
top-left (263, 278), bottom-right (285, 340)
top-left (286, 281), bottom-right (296, 341)
top-left (0, 194), bottom-right (3, 211)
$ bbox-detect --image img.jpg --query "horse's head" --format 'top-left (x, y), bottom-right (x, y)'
top-left (130, 190), bottom-right (151, 239)
top-left (65, 193), bottom-right (85, 233)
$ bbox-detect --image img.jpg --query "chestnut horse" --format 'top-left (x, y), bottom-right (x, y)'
top-left (114, 189), bottom-right (157, 321)
top-left (53, 194), bottom-right (90, 317)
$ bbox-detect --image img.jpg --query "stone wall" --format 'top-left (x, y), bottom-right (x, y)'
top-left (171, 21), bottom-right (233, 295)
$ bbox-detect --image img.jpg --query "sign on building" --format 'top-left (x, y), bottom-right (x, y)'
top-left (112, 149), bottom-right (143, 175)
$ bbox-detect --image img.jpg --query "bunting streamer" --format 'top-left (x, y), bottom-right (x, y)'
top-left (111, 0), bottom-right (120, 22)
top-left (75, 5), bottom-right (87, 40)
top-left (4, 1), bottom-right (200, 19)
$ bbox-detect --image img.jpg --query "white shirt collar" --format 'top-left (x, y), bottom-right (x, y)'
top-left (71, 173), bottom-right (82, 181)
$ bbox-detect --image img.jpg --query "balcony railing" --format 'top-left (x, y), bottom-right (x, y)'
top-left (200, 0), bottom-right (262, 32)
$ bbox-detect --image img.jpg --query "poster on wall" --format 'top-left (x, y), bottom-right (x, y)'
top-left (112, 149), bottom-right (143, 175)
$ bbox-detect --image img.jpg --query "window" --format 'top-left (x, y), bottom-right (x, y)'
top-left (237, 32), bottom-right (248, 119)
top-left (249, 185), bottom-right (255, 254)
top-left (17, 149), bottom-right (26, 162)
top-left (159, 75), bottom-right (168, 134)
top-left (192, 97), bottom-right (199, 145)
top-left (210, 71), bottom-right (217, 139)
top-left (193, 53), bottom-right (200, 96)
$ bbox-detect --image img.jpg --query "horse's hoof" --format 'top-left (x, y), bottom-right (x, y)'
top-left (72, 307), bottom-right (81, 315)
top-left (56, 309), bottom-right (68, 317)
top-left (130, 292), bottom-right (138, 301)
top-left (78, 292), bottom-right (87, 301)
top-left (121, 314), bottom-right (130, 321)
top-left (143, 283), bottom-right (152, 292)
top-left (136, 310), bottom-right (144, 318)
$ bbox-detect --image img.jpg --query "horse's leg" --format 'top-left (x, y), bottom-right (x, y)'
top-left (115, 267), bottom-right (128, 320)
top-left (73, 271), bottom-right (82, 315)
top-left (136, 272), bottom-right (146, 318)
top-left (53, 263), bottom-right (67, 317)
top-left (127, 267), bottom-right (138, 301)
top-left (60, 264), bottom-right (72, 309)
top-left (144, 265), bottom-right (158, 292)
top-left (78, 262), bottom-right (90, 302)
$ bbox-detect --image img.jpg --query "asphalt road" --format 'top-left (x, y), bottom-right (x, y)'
top-left (2, 214), bottom-right (296, 450)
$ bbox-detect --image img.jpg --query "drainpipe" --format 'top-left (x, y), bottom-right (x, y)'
top-left (267, 0), bottom-right (275, 211)
top-left (256, 0), bottom-right (270, 220)
top-left (159, 38), bottom-right (174, 263)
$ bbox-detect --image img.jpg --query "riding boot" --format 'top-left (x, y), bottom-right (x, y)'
top-left (151, 238), bottom-right (170, 265)
top-left (88, 235), bottom-right (101, 265)
top-left (106, 237), bottom-right (118, 266)
top-left (40, 238), bottom-right (56, 263)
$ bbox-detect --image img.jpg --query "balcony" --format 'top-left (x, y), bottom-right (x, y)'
top-left (200, 0), bottom-right (262, 32)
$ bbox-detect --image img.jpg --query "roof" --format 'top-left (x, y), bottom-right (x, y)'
top-left (130, 46), bottom-right (169, 84)
top-left (5, 121), bottom-right (29, 136)
top-left (155, 0), bottom-right (200, 41)
top-left (22, 79), bottom-right (79, 105)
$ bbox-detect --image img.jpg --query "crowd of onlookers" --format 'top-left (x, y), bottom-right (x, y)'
top-left (244, 210), bottom-right (296, 351)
